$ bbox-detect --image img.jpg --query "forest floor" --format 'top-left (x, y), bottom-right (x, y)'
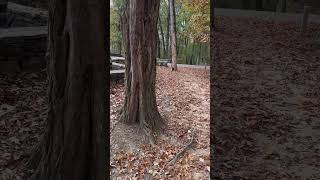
top-left (0, 66), bottom-right (209, 179)
top-left (110, 67), bottom-right (210, 179)
top-left (0, 71), bottom-right (47, 179)
top-left (212, 16), bottom-right (320, 179)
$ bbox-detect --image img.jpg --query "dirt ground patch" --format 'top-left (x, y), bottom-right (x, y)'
top-left (110, 67), bottom-right (210, 179)
top-left (212, 16), bottom-right (320, 179)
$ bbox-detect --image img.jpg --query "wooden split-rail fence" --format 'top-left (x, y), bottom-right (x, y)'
top-left (110, 56), bottom-right (171, 80)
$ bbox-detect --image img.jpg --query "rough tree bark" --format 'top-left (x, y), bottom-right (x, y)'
top-left (28, 0), bottom-right (108, 179)
top-left (169, 0), bottom-right (177, 71)
top-left (121, 0), bottom-right (165, 141)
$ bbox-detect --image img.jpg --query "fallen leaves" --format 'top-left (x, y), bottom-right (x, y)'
top-left (213, 16), bottom-right (320, 179)
top-left (110, 67), bottom-right (210, 179)
top-left (0, 72), bottom-right (47, 179)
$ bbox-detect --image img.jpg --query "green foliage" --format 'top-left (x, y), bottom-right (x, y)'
top-left (175, 0), bottom-right (209, 64)
top-left (178, 0), bottom-right (210, 43)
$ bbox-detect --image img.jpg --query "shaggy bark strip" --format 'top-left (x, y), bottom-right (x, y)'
top-left (121, 0), bottom-right (165, 136)
top-left (28, 0), bottom-right (108, 179)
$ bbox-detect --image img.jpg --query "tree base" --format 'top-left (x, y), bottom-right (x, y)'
top-left (120, 105), bottom-right (166, 144)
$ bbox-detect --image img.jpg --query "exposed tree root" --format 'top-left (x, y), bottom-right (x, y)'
top-left (26, 135), bottom-right (46, 170)
top-left (27, 133), bottom-right (63, 180)
top-left (167, 129), bottom-right (195, 166)
top-left (110, 120), bottom-right (121, 132)
top-left (143, 127), bottom-right (156, 147)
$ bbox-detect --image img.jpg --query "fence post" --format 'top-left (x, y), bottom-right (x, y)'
top-left (301, 5), bottom-right (311, 36)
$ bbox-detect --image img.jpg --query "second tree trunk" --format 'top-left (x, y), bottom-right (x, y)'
top-left (121, 0), bottom-right (165, 136)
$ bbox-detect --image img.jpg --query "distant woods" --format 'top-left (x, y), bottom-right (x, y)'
top-left (110, 0), bottom-right (210, 66)
top-left (216, 0), bottom-right (320, 13)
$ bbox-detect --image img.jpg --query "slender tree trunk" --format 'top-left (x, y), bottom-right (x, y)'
top-left (121, 1), bottom-right (132, 120)
top-left (198, 43), bottom-right (202, 65)
top-left (121, 0), bottom-right (164, 140)
top-left (0, 0), bottom-right (7, 27)
top-left (158, 16), bottom-right (166, 57)
top-left (185, 38), bottom-right (188, 64)
top-left (176, 40), bottom-right (179, 57)
top-left (256, 0), bottom-right (263, 10)
top-left (120, 10), bottom-right (124, 56)
top-left (190, 43), bottom-right (195, 65)
top-left (118, 20), bottom-right (122, 54)
top-left (169, 0), bottom-right (177, 70)
top-left (28, 0), bottom-right (107, 179)
top-left (157, 31), bottom-right (161, 58)
top-left (242, 0), bottom-right (250, 9)
top-left (277, 0), bottom-right (286, 12)
top-left (185, 37), bottom-right (188, 48)
top-left (212, 0), bottom-right (216, 31)
top-left (166, 3), bottom-right (170, 60)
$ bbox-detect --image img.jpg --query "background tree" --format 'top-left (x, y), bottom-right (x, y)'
top-left (111, 0), bottom-right (125, 54)
top-left (179, 0), bottom-right (209, 65)
top-left (121, 0), bottom-right (165, 143)
top-left (277, 0), bottom-right (287, 12)
top-left (212, 0), bottom-right (215, 31)
top-left (111, 0), bottom-right (210, 65)
top-left (169, 0), bottom-right (178, 70)
top-left (256, 0), bottom-right (263, 10)
top-left (28, 0), bottom-right (108, 179)
top-left (158, 14), bottom-right (166, 57)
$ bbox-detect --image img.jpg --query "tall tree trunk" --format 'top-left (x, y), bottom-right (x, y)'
top-left (277, 0), bottom-right (286, 12)
top-left (120, 9), bottom-right (125, 56)
top-left (190, 43), bottom-right (195, 65)
top-left (212, 0), bottom-right (216, 31)
top-left (185, 37), bottom-right (188, 48)
top-left (28, 0), bottom-right (107, 179)
top-left (166, 3), bottom-right (170, 60)
top-left (121, 0), bottom-right (164, 141)
top-left (242, 0), bottom-right (250, 9)
top-left (169, 0), bottom-right (177, 70)
top-left (158, 16), bottom-right (166, 58)
top-left (185, 38), bottom-right (188, 64)
top-left (0, 0), bottom-right (7, 27)
top-left (121, 1), bottom-right (132, 121)
top-left (118, 20), bottom-right (122, 54)
top-left (198, 43), bottom-right (202, 65)
top-left (157, 31), bottom-right (161, 58)
top-left (256, 0), bottom-right (263, 10)
top-left (176, 40), bottom-right (179, 58)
